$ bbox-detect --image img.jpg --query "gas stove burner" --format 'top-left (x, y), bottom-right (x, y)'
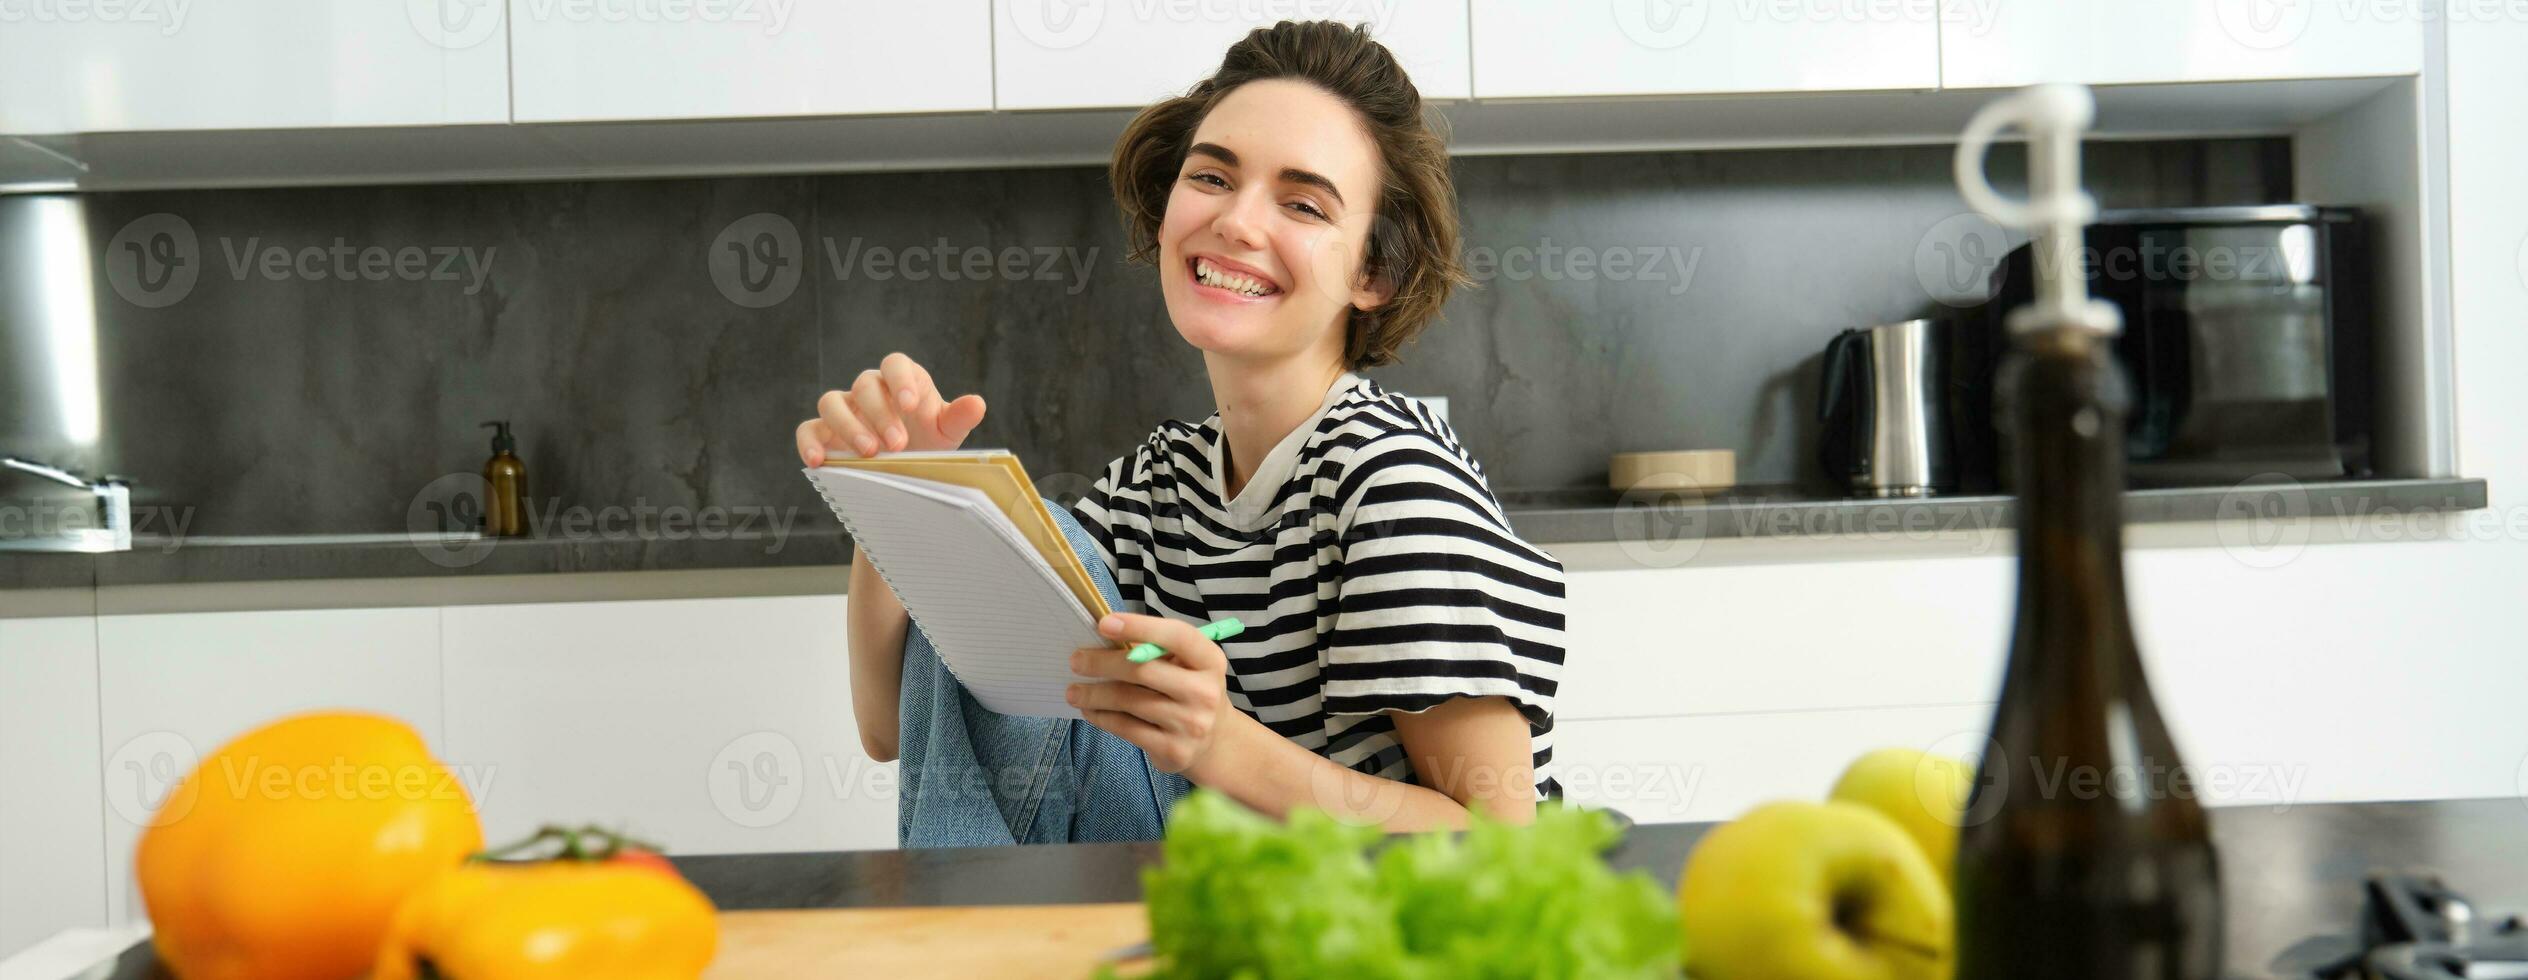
top-left (2288, 875), bottom-right (2528, 979)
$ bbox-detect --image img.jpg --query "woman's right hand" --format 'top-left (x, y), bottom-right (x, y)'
top-left (796, 352), bottom-right (989, 466)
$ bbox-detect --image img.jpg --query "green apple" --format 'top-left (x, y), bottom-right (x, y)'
top-left (1829, 748), bottom-right (1974, 889)
top-left (1678, 800), bottom-right (1953, 980)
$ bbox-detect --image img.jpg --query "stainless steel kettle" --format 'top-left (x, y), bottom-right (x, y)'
top-left (1817, 318), bottom-right (1957, 497)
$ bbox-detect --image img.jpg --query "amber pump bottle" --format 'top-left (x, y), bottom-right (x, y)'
top-left (480, 420), bottom-right (528, 537)
top-left (1949, 86), bottom-right (2224, 979)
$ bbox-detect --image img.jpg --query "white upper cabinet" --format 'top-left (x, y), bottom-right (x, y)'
top-left (1941, 0), bottom-right (2426, 89)
top-left (0, 0), bottom-right (507, 135)
top-left (1469, 0), bottom-right (1939, 99)
top-left (509, 1), bottom-right (991, 123)
top-left (992, 0), bottom-right (1473, 111)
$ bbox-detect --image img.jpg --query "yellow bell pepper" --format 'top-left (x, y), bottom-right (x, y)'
top-left (374, 826), bottom-right (719, 980)
top-left (136, 711), bottom-right (483, 980)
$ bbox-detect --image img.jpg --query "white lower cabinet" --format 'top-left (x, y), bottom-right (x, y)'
top-left (0, 616), bottom-right (108, 961)
top-left (1551, 703), bottom-right (1998, 826)
top-left (1555, 555), bottom-right (2013, 722)
top-left (439, 594), bottom-right (894, 858)
top-left (92, 607), bottom-right (445, 926)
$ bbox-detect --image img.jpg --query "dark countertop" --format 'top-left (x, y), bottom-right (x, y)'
top-left (95, 796), bottom-right (2528, 978)
top-left (3, 477), bottom-right (2489, 590)
top-left (0, 527), bottom-right (854, 591)
top-left (1498, 476), bottom-right (2490, 545)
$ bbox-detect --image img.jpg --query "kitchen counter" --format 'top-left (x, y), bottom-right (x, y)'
top-left (0, 527), bottom-right (854, 592)
top-left (0, 477), bottom-right (2489, 590)
top-left (86, 796), bottom-right (2528, 977)
top-left (1498, 475), bottom-right (2490, 545)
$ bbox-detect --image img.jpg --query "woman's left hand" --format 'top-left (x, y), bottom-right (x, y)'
top-left (1068, 613), bottom-right (1235, 774)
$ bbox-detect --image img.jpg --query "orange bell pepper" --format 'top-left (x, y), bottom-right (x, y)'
top-left (136, 711), bottom-right (484, 980)
top-left (374, 826), bottom-right (719, 980)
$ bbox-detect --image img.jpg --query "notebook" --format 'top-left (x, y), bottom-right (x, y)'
top-left (804, 451), bottom-right (1116, 718)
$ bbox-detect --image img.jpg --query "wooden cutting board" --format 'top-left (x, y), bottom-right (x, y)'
top-left (704, 903), bottom-right (1150, 978)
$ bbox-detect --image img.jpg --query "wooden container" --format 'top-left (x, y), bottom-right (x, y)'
top-left (1608, 450), bottom-right (1736, 493)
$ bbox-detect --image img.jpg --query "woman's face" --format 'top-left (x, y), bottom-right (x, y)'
top-left (1157, 79), bottom-right (1392, 366)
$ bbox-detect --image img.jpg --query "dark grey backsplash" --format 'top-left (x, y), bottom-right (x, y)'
top-left (64, 138), bottom-right (2286, 535)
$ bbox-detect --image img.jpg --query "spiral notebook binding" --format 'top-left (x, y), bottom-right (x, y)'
top-left (805, 469), bottom-right (956, 682)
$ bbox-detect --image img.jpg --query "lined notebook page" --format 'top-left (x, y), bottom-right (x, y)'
top-left (807, 466), bottom-right (1101, 718)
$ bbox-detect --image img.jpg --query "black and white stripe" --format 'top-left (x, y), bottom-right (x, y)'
top-left (1070, 376), bottom-right (1566, 797)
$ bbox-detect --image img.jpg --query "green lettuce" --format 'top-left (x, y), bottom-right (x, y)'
top-left (1130, 790), bottom-right (1681, 979)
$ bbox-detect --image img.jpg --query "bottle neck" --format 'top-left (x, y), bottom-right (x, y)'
top-left (2005, 329), bottom-right (2139, 671)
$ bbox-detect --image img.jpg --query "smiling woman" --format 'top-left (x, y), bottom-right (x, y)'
top-left (1108, 26), bottom-right (1467, 370)
top-left (798, 21), bottom-right (1564, 844)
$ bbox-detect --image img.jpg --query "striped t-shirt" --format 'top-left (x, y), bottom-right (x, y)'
top-left (1068, 373), bottom-right (1567, 798)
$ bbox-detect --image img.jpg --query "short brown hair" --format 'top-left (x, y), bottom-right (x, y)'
top-left (1108, 20), bottom-right (1469, 369)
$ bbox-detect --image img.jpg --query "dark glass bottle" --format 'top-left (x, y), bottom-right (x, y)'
top-left (1953, 325), bottom-right (2224, 979)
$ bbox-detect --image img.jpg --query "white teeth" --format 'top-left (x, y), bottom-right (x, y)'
top-left (1195, 258), bottom-right (1273, 297)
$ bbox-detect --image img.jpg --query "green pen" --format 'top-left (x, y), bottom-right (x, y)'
top-left (1127, 617), bottom-right (1244, 663)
